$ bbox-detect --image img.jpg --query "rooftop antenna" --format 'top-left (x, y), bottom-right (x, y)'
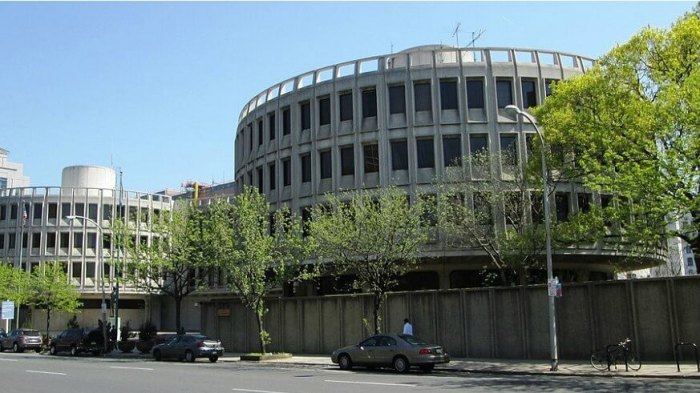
top-left (467, 29), bottom-right (485, 49)
top-left (452, 22), bottom-right (461, 48)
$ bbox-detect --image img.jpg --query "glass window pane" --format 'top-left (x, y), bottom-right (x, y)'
top-left (440, 79), bottom-right (458, 110)
top-left (391, 140), bottom-right (408, 170)
top-left (389, 85), bottom-right (406, 114)
top-left (466, 79), bottom-right (485, 109)
top-left (496, 79), bottom-right (513, 108)
top-left (416, 138), bottom-right (435, 168)
top-left (414, 82), bottom-right (432, 112)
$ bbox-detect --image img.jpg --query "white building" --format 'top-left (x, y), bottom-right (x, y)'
top-left (0, 148), bottom-right (30, 189)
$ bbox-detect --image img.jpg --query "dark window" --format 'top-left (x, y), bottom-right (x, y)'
top-left (391, 140), bottom-right (408, 170)
top-left (268, 112), bottom-right (276, 140)
top-left (257, 166), bottom-right (263, 193)
top-left (10, 204), bottom-right (17, 219)
top-left (340, 146), bottom-right (354, 176)
top-left (60, 232), bottom-right (69, 248)
top-left (283, 159), bottom-right (291, 186)
top-left (339, 92), bottom-right (353, 121)
top-left (257, 118), bottom-right (263, 146)
top-left (556, 193), bottom-right (570, 222)
top-left (364, 144), bottom-right (379, 173)
top-left (414, 81), bottom-right (432, 112)
top-left (470, 134), bottom-right (488, 155)
top-left (362, 88), bottom-right (377, 118)
top-left (269, 163), bottom-right (276, 191)
top-left (0, 233), bottom-right (3, 249)
top-left (416, 138), bottom-right (435, 168)
top-left (88, 203), bottom-right (98, 221)
top-left (301, 154), bottom-right (311, 183)
top-left (21, 233), bottom-right (27, 248)
top-left (248, 124), bottom-right (253, 151)
top-left (320, 150), bottom-right (332, 179)
top-left (87, 233), bottom-right (97, 249)
top-left (500, 134), bottom-right (518, 166)
top-left (319, 97), bottom-right (331, 126)
top-left (8, 233), bottom-right (16, 249)
top-left (46, 232), bottom-right (56, 248)
top-left (496, 79), bottom-right (513, 108)
top-left (443, 135), bottom-right (462, 167)
top-left (0, 205), bottom-right (5, 220)
top-left (521, 79), bottom-right (537, 108)
top-left (578, 193), bottom-right (592, 213)
top-left (61, 203), bottom-right (71, 219)
top-left (545, 79), bottom-right (556, 97)
top-left (48, 203), bottom-right (57, 219)
top-left (466, 79), bottom-right (485, 109)
top-left (73, 232), bottom-right (83, 248)
top-left (32, 233), bottom-right (40, 249)
top-left (282, 107), bottom-right (291, 135)
top-left (300, 102), bottom-right (311, 130)
top-left (301, 206), bottom-right (312, 237)
top-left (33, 203), bottom-right (42, 219)
top-left (103, 204), bottom-right (112, 221)
top-left (389, 85), bottom-right (406, 114)
top-left (440, 79), bottom-right (458, 110)
top-left (75, 203), bottom-right (84, 217)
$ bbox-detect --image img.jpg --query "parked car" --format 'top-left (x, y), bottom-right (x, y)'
top-left (331, 334), bottom-right (450, 373)
top-left (151, 334), bottom-right (224, 363)
top-left (0, 329), bottom-right (43, 353)
top-left (49, 328), bottom-right (105, 356)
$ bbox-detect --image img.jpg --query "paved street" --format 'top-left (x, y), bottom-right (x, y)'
top-left (2, 351), bottom-right (700, 393)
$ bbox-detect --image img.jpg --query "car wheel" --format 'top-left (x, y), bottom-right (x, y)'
top-left (70, 346), bottom-right (78, 356)
top-left (153, 350), bottom-right (162, 361)
top-left (338, 354), bottom-right (353, 370)
top-left (393, 356), bottom-right (410, 373)
top-left (185, 350), bottom-right (195, 363)
top-left (49, 345), bottom-right (57, 355)
top-left (35, 348), bottom-right (42, 353)
top-left (209, 355), bottom-right (218, 363)
top-left (421, 364), bottom-right (435, 373)
top-left (0, 342), bottom-right (4, 351)
top-left (13, 343), bottom-right (21, 353)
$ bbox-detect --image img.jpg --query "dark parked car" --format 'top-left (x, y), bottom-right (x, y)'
top-left (151, 334), bottom-right (224, 363)
top-left (0, 329), bottom-right (43, 353)
top-left (331, 334), bottom-right (450, 373)
top-left (49, 328), bottom-right (105, 356)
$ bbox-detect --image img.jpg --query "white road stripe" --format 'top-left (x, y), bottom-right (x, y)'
top-left (0, 358), bottom-right (19, 362)
top-left (232, 389), bottom-right (288, 393)
top-left (26, 370), bottom-right (67, 376)
top-left (324, 379), bottom-right (417, 387)
top-left (109, 366), bottom-right (154, 371)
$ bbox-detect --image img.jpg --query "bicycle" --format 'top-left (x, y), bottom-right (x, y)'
top-left (590, 337), bottom-right (642, 371)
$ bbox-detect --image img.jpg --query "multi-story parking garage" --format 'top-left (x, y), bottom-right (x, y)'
top-left (233, 45), bottom-right (664, 292)
top-left (0, 165), bottom-right (173, 330)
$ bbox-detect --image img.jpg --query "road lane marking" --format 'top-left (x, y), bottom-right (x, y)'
top-left (324, 379), bottom-right (417, 387)
top-left (109, 366), bottom-right (154, 371)
top-left (232, 389), bottom-right (289, 393)
top-left (26, 370), bottom-right (67, 376)
top-left (0, 358), bottom-right (19, 362)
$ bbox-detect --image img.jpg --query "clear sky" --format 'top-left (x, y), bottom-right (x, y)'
top-left (0, 1), bottom-right (695, 193)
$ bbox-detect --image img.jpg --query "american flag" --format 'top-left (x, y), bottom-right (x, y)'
top-left (22, 205), bottom-right (28, 223)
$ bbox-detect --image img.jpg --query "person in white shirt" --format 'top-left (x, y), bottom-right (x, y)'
top-left (402, 318), bottom-right (413, 335)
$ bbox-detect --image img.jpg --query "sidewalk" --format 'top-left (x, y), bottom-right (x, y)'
top-left (106, 351), bottom-right (700, 379)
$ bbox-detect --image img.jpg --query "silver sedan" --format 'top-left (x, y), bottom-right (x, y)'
top-left (331, 334), bottom-right (449, 373)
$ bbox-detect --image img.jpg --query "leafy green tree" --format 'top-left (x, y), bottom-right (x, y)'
top-left (535, 7), bottom-right (700, 258)
top-left (0, 263), bottom-right (30, 312)
top-left (121, 203), bottom-right (207, 333)
top-left (204, 186), bottom-right (314, 353)
top-left (27, 262), bottom-right (81, 339)
top-left (308, 186), bottom-right (430, 334)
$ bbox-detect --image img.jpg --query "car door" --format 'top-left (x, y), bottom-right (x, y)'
top-left (372, 336), bottom-right (398, 366)
top-left (354, 336), bottom-right (379, 365)
top-left (162, 336), bottom-right (181, 359)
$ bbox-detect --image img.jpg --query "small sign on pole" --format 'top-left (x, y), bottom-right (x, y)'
top-left (2, 300), bottom-right (15, 320)
top-left (548, 278), bottom-right (563, 298)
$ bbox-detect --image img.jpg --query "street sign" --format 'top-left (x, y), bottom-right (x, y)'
top-left (2, 300), bottom-right (15, 320)
top-left (548, 278), bottom-right (562, 298)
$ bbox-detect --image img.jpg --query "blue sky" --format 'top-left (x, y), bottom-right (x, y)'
top-left (0, 1), bottom-right (695, 192)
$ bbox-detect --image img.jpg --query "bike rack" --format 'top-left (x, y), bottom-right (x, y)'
top-left (674, 342), bottom-right (700, 372)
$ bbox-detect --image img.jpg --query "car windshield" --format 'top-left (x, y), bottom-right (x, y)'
top-left (399, 335), bottom-right (429, 346)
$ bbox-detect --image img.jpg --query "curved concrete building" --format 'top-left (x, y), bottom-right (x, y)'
top-left (0, 166), bottom-right (173, 329)
top-left (233, 45), bottom-right (659, 291)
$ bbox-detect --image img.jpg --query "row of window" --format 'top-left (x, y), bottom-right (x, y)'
top-left (240, 133), bottom-right (529, 191)
top-left (0, 231), bottom-right (151, 252)
top-left (0, 202), bottom-right (162, 224)
top-left (239, 77), bottom-right (558, 153)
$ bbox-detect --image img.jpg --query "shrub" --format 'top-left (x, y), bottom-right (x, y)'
top-left (138, 321), bottom-right (157, 342)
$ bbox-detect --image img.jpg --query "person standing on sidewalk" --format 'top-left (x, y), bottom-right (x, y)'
top-left (403, 318), bottom-right (413, 335)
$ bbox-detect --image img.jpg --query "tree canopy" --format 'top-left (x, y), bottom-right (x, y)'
top-left (309, 186), bottom-right (430, 334)
top-left (27, 262), bottom-right (81, 339)
top-left (535, 7), bottom-right (700, 258)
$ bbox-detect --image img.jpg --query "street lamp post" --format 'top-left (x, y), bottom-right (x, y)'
top-left (505, 104), bottom-right (558, 371)
top-left (67, 215), bottom-right (109, 354)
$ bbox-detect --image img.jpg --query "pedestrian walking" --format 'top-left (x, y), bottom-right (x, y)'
top-left (403, 318), bottom-right (413, 335)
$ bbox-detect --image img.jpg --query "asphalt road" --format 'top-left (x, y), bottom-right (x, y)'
top-left (2, 352), bottom-right (700, 393)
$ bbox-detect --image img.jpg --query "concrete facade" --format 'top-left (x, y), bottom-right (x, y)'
top-left (200, 275), bottom-right (700, 361)
top-left (0, 148), bottom-right (30, 189)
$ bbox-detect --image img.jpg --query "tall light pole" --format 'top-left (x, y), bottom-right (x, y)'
top-left (505, 104), bottom-right (558, 371)
top-left (67, 215), bottom-right (108, 354)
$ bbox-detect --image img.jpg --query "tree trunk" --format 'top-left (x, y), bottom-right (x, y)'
top-left (373, 292), bottom-right (384, 334)
top-left (255, 302), bottom-right (266, 354)
top-left (175, 297), bottom-right (182, 334)
top-left (45, 308), bottom-right (51, 341)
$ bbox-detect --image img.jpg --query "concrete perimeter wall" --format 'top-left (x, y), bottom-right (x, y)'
top-left (201, 276), bottom-right (700, 361)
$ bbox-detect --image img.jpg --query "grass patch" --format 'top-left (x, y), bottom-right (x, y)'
top-left (240, 352), bottom-right (293, 361)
